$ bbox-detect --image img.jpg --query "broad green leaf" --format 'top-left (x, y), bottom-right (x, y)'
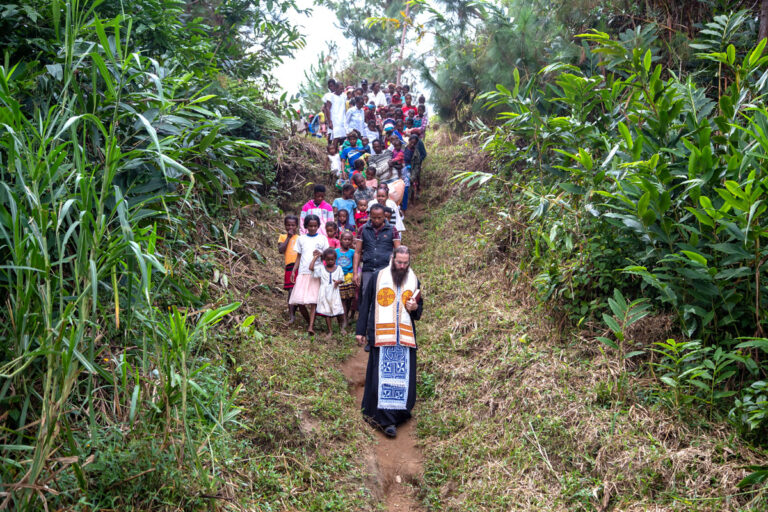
top-left (681, 250), bottom-right (707, 266)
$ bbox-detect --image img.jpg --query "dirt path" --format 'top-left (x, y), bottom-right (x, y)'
top-left (340, 348), bottom-right (424, 511)
top-left (337, 196), bottom-right (430, 511)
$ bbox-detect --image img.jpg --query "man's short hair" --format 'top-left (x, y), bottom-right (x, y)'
top-left (327, 78), bottom-right (336, 87)
top-left (369, 203), bottom-right (385, 214)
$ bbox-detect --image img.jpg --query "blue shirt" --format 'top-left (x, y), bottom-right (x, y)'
top-left (332, 198), bottom-right (356, 222)
top-left (340, 144), bottom-right (369, 168)
top-left (335, 248), bottom-right (355, 275)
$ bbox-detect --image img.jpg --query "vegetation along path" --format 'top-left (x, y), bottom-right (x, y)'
top-left (234, 132), bottom-right (767, 510)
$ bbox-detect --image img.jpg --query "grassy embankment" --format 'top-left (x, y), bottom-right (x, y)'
top-left (214, 135), bottom-right (381, 510)
top-left (411, 131), bottom-right (768, 511)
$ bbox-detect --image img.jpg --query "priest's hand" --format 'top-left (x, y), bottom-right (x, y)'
top-left (356, 335), bottom-right (366, 347)
top-left (405, 298), bottom-right (418, 312)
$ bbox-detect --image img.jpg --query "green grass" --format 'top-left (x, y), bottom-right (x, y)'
top-left (215, 214), bottom-right (379, 511)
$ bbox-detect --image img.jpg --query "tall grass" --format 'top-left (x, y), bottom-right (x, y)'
top-left (0, 1), bottom-right (244, 508)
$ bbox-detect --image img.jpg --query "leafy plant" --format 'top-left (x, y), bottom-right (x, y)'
top-left (0, 0), bottom-right (293, 507)
top-left (650, 339), bottom-right (711, 410)
top-left (596, 289), bottom-right (651, 363)
top-left (464, 15), bottom-right (768, 432)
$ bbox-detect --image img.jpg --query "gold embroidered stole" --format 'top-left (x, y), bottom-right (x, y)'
top-left (373, 268), bottom-right (418, 348)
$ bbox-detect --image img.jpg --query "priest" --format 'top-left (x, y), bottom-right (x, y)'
top-left (356, 246), bottom-right (424, 437)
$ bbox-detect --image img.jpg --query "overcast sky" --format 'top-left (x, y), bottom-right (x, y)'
top-left (272, 0), bottom-right (435, 101)
top-left (273, 0), bottom-right (353, 97)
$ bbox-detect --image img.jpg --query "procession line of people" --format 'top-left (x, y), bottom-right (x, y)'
top-left (278, 78), bottom-right (427, 438)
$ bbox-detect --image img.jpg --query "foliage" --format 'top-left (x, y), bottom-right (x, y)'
top-left (595, 288), bottom-right (651, 362)
top-left (463, 15), bottom-right (768, 437)
top-left (323, 0), bottom-right (422, 82)
top-left (420, 0), bottom-right (576, 130)
top-left (0, 0), bottom-right (303, 508)
top-left (419, 0), bottom-right (765, 128)
top-left (296, 49), bottom-right (336, 114)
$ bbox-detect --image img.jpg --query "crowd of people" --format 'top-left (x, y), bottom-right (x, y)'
top-left (279, 78), bottom-right (428, 438)
top-left (282, 78), bottom-right (429, 338)
top-left (302, 79), bottom-right (429, 206)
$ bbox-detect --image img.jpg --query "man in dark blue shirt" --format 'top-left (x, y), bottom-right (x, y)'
top-left (353, 204), bottom-right (401, 351)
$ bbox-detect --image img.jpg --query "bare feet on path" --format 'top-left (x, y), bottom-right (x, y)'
top-left (340, 347), bottom-right (424, 511)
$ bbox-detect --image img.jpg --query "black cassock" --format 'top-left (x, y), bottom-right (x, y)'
top-left (356, 269), bottom-right (424, 428)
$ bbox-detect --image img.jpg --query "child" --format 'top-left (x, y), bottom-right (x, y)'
top-left (351, 158), bottom-right (367, 181)
top-left (383, 206), bottom-right (396, 227)
top-left (326, 221), bottom-right (341, 249)
top-left (332, 183), bottom-right (357, 222)
top-left (300, 184), bottom-right (334, 236)
top-left (365, 163), bottom-right (378, 190)
top-left (354, 198), bottom-right (369, 230)
top-left (336, 208), bottom-right (355, 235)
top-left (336, 232), bottom-right (356, 325)
top-left (290, 215), bottom-right (330, 335)
top-left (278, 215), bottom-right (301, 324)
top-left (327, 142), bottom-right (342, 178)
top-left (369, 185), bottom-right (405, 232)
top-left (309, 247), bottom-right (345, 339)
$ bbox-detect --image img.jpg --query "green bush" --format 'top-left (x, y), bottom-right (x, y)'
top-left (0, 1), bottom-right (294, 508)
top-left (464, 16), bottom-right (768, 430)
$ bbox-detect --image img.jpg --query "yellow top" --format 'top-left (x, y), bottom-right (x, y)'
top-left (278, 234), bottom-right (298, 265)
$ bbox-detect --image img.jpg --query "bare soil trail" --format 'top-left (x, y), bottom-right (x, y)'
top-left (340, 347), bottom-right (424, 511)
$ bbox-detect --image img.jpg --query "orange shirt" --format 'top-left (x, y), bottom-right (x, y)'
top-left (278, 234), bottom-right (298, 266)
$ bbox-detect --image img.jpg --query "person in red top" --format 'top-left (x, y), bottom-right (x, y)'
top-left (389, 135), bottom-right (405, 167)
top-left (401, 93), bottom-right (417, 117)
top-left (354, 198), bottom-right (369, 230)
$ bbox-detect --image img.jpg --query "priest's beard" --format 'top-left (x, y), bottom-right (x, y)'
top-left (391, 261), bottom-right (410, 288)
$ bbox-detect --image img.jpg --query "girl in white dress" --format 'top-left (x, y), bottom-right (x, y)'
top-left (290, 215), bottom-right (330, 335)
top-left (309, 248), bottom-right (345, 339)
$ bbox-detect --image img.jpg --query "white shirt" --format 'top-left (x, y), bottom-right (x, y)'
top-left (368, 199), bottom-right (405, 232)
top-left (371, 90), bottom-right (387, 107)
top-left (363, 127), bottom-right (381, 144)
top-left (328, 153), bottom-right (342, 176)
top-left (329, 93), bottom-right (347, 138)
top-left (295, 234), bottom-right (330, 274)
top-left (345, 107), bottom-right (366, 137)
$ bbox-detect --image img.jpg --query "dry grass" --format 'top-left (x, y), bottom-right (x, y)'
top-left (271, 134), bottom-right (331, 210)
top-left (193, 205), bottom-right (379, 510)
top-left (410, 130), bottom-right (768, 511)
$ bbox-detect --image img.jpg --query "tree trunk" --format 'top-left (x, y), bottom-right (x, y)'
top-left (760, 0), bottom-right (768, 43)
top-left (396, 3), bottom-right (410, 85)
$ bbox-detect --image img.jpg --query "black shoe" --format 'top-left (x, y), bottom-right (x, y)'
top-left (364, 344), bottom-right (371, 352)
top-left (384, 425), bottom-right (396, 437)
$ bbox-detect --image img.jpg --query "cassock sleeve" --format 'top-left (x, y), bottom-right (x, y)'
top-left (355, 270), bottom-right (378, 337)
top-left (408, 278), bottom-right (424, 322)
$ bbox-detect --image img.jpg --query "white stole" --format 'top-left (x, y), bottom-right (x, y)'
top-left (373, 267), bottom-right (418, 348)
